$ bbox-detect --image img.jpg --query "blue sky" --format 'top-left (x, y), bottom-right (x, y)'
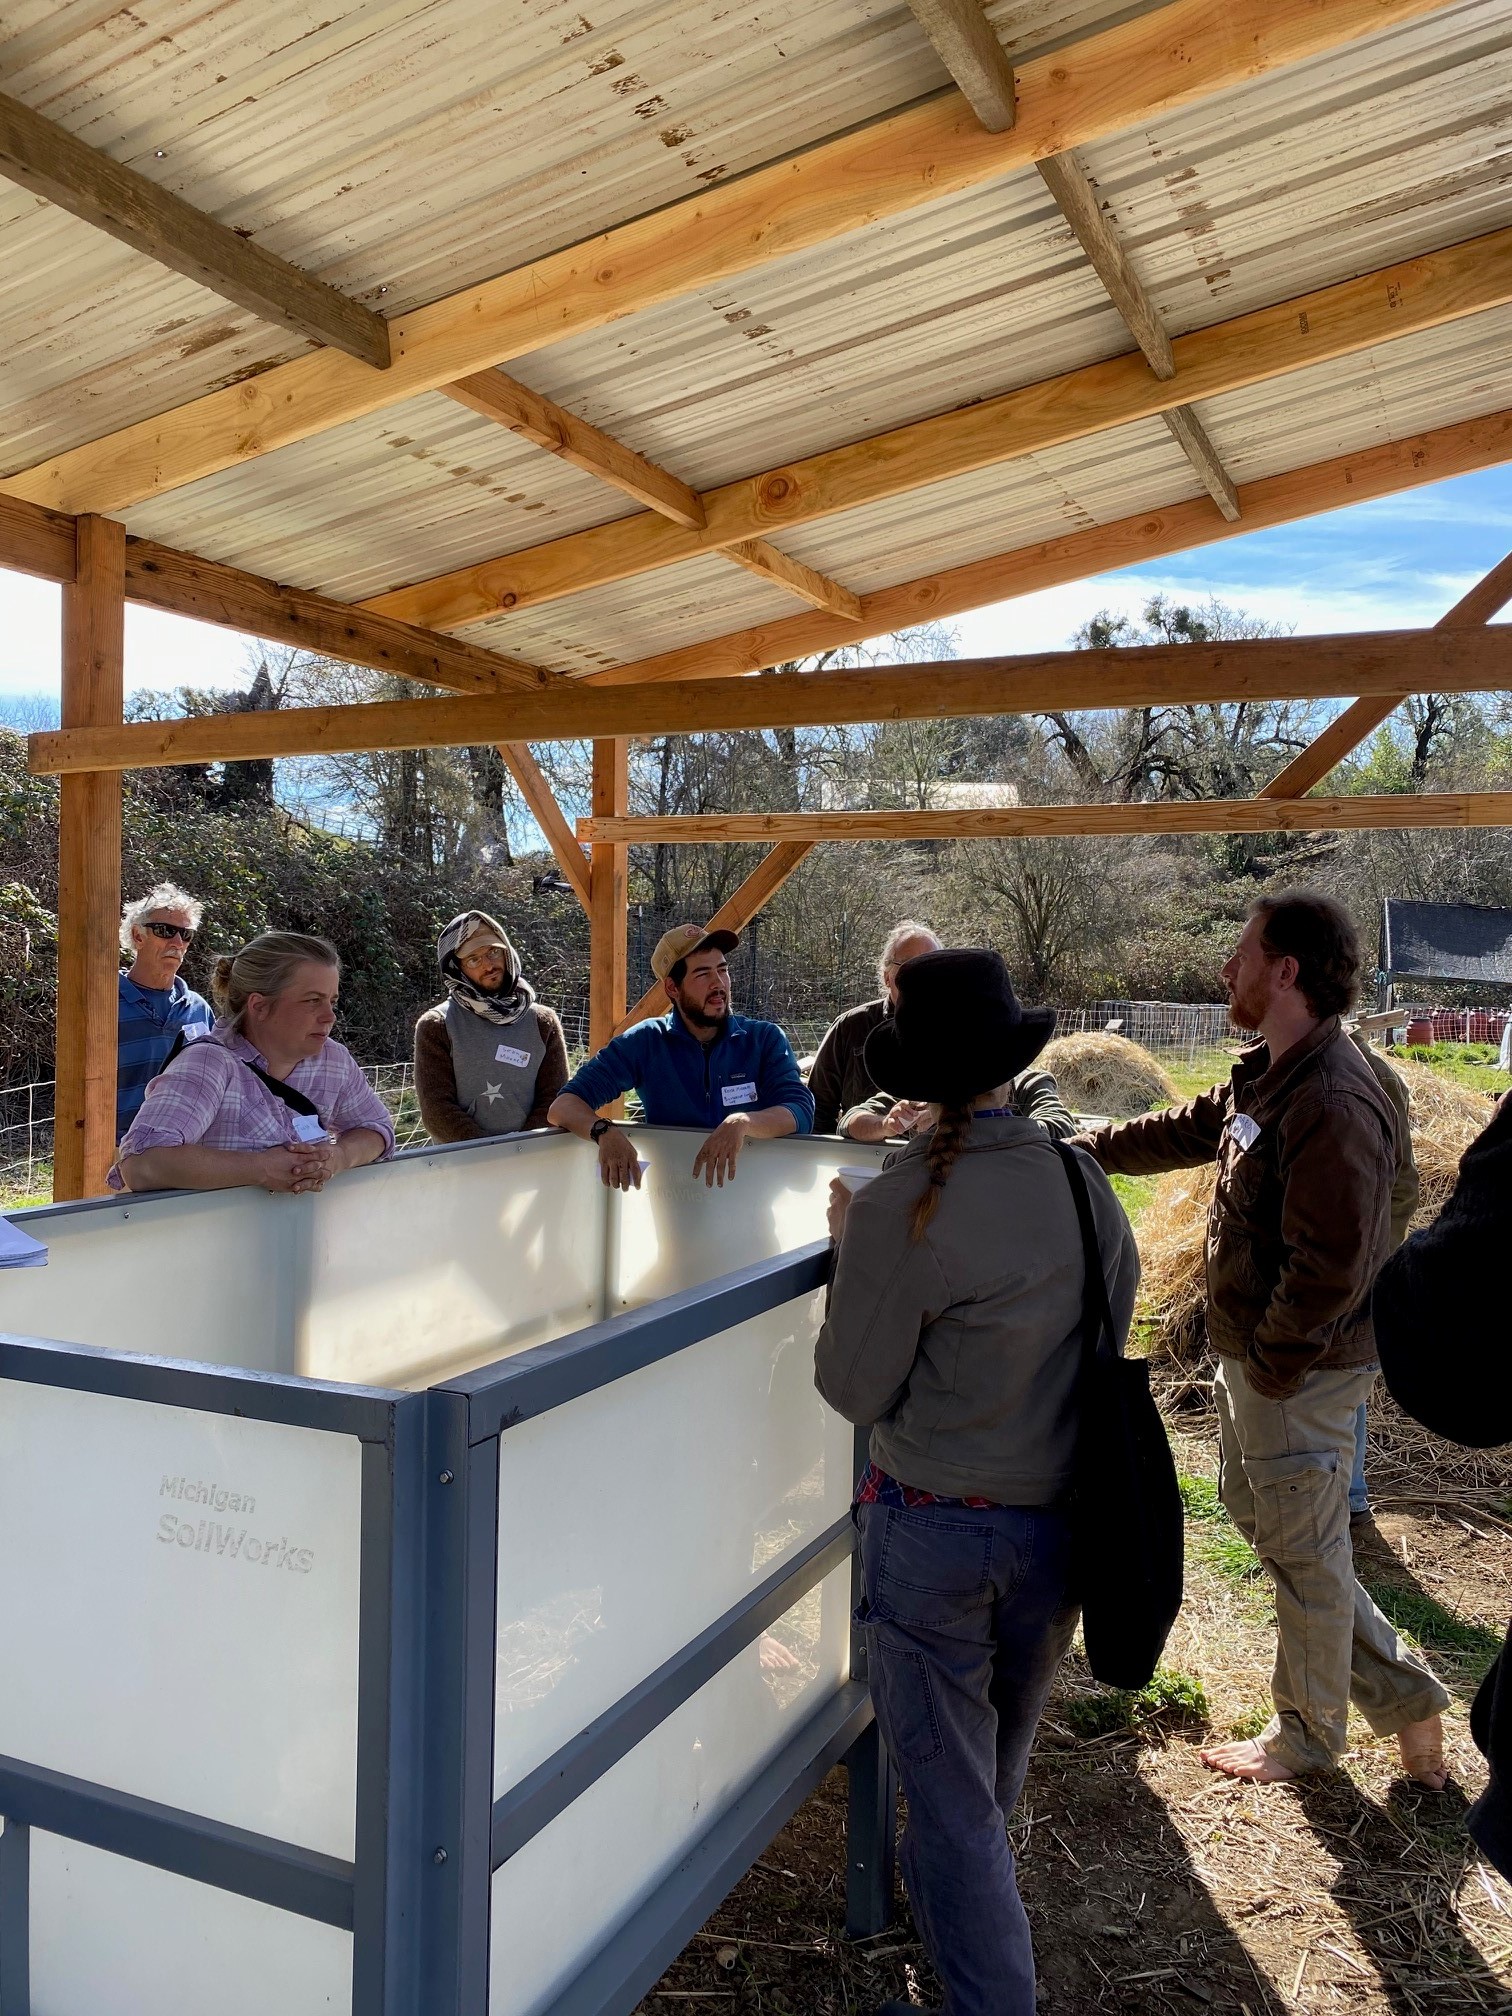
top-left (1, 464), bottom-right (1508, 723)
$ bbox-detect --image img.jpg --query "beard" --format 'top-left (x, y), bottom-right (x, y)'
top-left (680, 996), bottom-right (729, 1029)
top-left (1226, 985), bottom-right (1263, 1033)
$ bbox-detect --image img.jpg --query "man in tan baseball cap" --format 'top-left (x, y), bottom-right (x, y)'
top-left (549, 922), bottom-right (814, 1189)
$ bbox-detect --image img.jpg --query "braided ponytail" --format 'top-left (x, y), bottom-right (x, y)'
top-left (910, 1101), bottom-right (974, 1241)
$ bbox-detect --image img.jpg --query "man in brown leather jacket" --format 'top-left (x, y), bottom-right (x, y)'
top-left (1079, 891), bottom-right (1449, 1786)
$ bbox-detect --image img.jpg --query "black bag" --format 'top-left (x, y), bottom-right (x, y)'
top-left (1055, 1142), bottom-right (1184, 1690)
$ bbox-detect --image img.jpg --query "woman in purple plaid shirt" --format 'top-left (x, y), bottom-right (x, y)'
top-left (112, 931), bottom-right (394, 1196)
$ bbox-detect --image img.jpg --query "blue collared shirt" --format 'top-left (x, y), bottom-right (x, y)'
top-left (116, 971), bottom-right (214, 1137)
top-left (561, 1010), bottom-right (814, 1133)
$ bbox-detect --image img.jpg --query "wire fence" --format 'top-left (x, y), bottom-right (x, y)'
top-left (0, 1001), bottom-right (1245, 1203)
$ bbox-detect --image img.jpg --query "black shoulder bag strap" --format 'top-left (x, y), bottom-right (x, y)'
top-left (1053, 1140), bottom-right (1118, 1370)
top-left (162, 1029), bottom-right (321, 1119)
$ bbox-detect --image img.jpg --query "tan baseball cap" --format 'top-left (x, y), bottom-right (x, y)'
top-left (650, 923), bottom-right (739, 985)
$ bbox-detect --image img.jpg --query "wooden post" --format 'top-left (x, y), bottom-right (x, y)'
top-left (588, 739), bottom-right (629, 1054)
top-left (54, 514), bottom-right (125, 1199)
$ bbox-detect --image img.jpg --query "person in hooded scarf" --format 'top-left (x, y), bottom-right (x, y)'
top-left (413, 912), bottom-right (569, 1141)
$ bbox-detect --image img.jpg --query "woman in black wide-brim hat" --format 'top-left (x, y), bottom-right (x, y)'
top-left (815, 950), bottom-right (1140, 2016)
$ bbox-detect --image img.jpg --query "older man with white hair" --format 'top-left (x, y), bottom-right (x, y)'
top-left (810, 920), bottom-right (1077, 1142)
top-left (116, 882), bottom-right (213, 1137)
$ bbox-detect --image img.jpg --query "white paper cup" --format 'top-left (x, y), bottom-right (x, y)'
top-left (836, 1166), bottom-right (881, 1193)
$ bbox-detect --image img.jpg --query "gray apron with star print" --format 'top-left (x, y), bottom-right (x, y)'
top-left (443, 998), bottom-right (549, 1134)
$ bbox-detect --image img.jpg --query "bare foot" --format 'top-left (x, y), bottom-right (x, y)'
top-left (1199, 1737), bottom-right (1298, 1783)
top-left (1398, 1715), bottom-right (1448, 1790)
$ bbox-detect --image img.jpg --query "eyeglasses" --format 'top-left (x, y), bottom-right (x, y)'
top-left (143, 921), bottom-right (195, 943)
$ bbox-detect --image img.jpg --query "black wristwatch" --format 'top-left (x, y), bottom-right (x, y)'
top-left (590, 1117), bottom-right (614, 1143)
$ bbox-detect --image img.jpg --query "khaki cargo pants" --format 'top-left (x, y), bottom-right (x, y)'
top-left (1215, 1358), bottom-right (1450, 1775)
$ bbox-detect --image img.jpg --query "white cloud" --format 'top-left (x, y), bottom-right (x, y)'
top-left (0, 567), bottom-right (253, 699)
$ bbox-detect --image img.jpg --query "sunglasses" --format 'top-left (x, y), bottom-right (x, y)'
top-left (143, 921), bottom-right (195, 943)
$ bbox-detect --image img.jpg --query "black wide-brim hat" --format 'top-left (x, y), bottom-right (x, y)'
top-left (863, 948), bottom-right (1057, 1105)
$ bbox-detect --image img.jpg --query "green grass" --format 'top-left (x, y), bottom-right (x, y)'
top-left (1160, 1047), bottom-right (1242, 1102)
top-left (1109, 1172), bottom-right (1158, 1222)
top-left (1178, 1474), bottom-right (1266, 1587)
top-left (1395, 1041), bottom-right (1510, 1095)
top-left (1065, 1666), bottom-right (1210, 1738)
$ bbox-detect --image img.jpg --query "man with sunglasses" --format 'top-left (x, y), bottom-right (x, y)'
top-left (549, 924), bottom-right (813, 1188)
top-left (116, 883), bottom-right (213, 1137)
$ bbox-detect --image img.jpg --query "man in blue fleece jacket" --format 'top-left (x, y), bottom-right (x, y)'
top-left (549, 923), bottom-right (813, 1189)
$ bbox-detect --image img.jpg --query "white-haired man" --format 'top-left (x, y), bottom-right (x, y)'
top-left (116, 882), bottom-right (213, 1137)
top-left (810, 921), bottom-right (1076, 1142)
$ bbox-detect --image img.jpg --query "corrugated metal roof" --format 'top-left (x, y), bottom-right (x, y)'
top-left (2, 0), bottom-right (1511, 684)
top-left (0, 0), bottom-right (1143, 466)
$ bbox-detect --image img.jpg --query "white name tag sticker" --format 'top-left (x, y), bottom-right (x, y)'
top-left (495, 1043), bottom-right (532, 1068)
top-left (721, 1081), bottom-right (759, 1108)
top-left (291, 1112), bottom-right (328, 1144)
top-left (1227, 1113), bottom-right (1261, 1152)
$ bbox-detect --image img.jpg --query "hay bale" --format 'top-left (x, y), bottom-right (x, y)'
top-left (1040, 1032), bottom-right (1179, 1119)
top-left (1139, 1050), bottom-right (1494, 1365)
top-left (1389, 1053), bottom-right (1496, 1229)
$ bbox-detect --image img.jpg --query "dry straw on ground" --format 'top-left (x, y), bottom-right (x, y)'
top-left (1041, 1032), bottom-right (1179, 1118)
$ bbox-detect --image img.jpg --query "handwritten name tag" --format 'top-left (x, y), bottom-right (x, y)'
top-left (721, 1081), bottom-right (759, 1108)
top-left (291, 1112), bottom-right (328, 1144)
top-left (1227, 1113), bottom-right (1261, 1152)
top-left (495, 1043), bottom-right (532, 1069)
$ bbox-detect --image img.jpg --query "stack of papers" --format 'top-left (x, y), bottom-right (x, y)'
top-left (0, 1219), bottom-right (48, 1269)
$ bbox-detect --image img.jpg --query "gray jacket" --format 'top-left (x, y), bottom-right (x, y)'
top-left (815, 1114), bottom-right (1140, 1504)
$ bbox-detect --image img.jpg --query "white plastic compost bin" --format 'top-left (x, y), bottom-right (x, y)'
top-left (0, 1126), bottom-right (896, 2016)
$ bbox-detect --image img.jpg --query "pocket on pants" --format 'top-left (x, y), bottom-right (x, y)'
top-left (873, 1507), bottom-right (994, 1627)
top-left (870, 1642), bottom-right (945, 1765)
top-left (1245, 1449), bottom-right (1342, 1565)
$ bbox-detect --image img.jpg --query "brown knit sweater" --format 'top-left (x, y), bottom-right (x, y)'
top-left (413, 1001), bottom-right (569, 1141)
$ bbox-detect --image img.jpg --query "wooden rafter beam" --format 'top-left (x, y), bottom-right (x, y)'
top-left (722, 541), bottom-right (862, 620)
top-left (576, 795), bottom-right (1512, 846)
top-left (1036, 150), bottom-right (1239, 518)
top-left (1161, 406), bottom-right (1241, 522)
top-left (362, 225), bottom-right (1512, 633)
top-left (1260, 546), bottom-right (1512, 798)
top-left (123, 539), bottom-right (551, 695)
top-left (442, 372), bottom-right (705, 529)
top-left (582, 406), bottom-right (1512, 688)
top-left (1035, 151), bottom-right (1173, 377)
top-left (0, 0), bottom-right (1456, 516)
top-left (0, 90), bottom-right (390, 371)
top-left (497, 743), bottom-right (591, 912)
top-left (0, 492), bottom-right (77, 583)
top-left (906, 0), bottom-right (1016, 131)
top-left (615, 842), bottom-right (814, 1034)
top-left (28, 631), bottom-right (1512, 777)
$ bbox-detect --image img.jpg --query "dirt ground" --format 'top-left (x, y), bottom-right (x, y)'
top-left (635, 1412), bottom-right (1512, 2016)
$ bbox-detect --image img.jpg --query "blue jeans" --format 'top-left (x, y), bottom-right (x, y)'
top-left (1350, 1399), bottom-right (1369, 1515)
top-left (857, 1500), bottom-right (1077, 2016)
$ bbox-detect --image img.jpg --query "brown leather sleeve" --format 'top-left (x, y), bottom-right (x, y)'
top-left (1076, 1083), bottom-right (1229, 1175)
top-left (525, 1009), bottom-right (570, 1131)
top-left (413, 1008), bottom-right (486, 1143)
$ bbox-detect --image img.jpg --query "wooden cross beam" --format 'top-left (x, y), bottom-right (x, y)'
top-left (1259, 547), bottom-right (1512, 798)
top-left (905, 0), bottom-right (1016, 131)
top-left (614, 843), bottom-right (815, 1034)
top-left (0, 89), bottom-right (390, 370)
top-left (28, 631), bottom-right (1512, 776)
top-left (442, 372), bottom-right (706, 529)
top-left (574, 795), bottom-right (1512, 846)
top-left (497, 744), bottom-right (591, 912)
top-left (361, 225), bottom-right (1512, 633)
top-left (0, 0), bottom-right (1456, 517)
top-left (580, 406), bottom-right (1512, 689)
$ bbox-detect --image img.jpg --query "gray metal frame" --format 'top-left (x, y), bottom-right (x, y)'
top-left (0, 1199), bottom-right (895, 2015)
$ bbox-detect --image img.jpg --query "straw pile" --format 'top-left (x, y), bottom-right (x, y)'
top-left (1040, 1032), bottom-right (1178, 1118)
top-left (1135, 1049), bottom-right (1511, 1489)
